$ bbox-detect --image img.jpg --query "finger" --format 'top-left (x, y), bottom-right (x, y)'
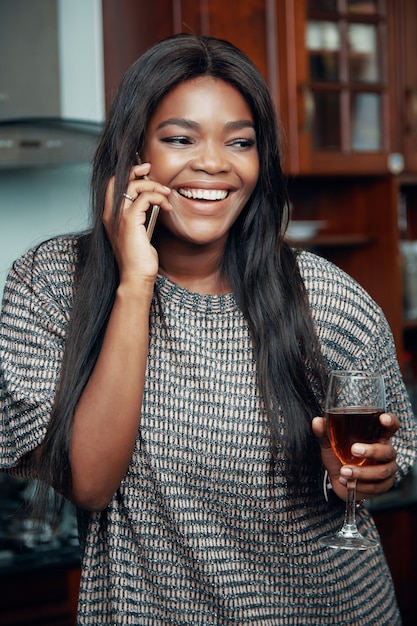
top-left (340, 459), bottom-right (397, 497)
top-left (342, 457), bottom-right (397, 481)
top-left (132, 162), bottom-right (151, 179)
top-left (122, 192), bottom-right (138, 205)
top-left (351, 440), bottom-right (397, 464)
top-left (378, 412), bottom-right (400, 439)
top-left (312, 416), bottom-right (334, 451)
top-left (122, 182), bottom-right (171, 208)
top-left (311, 416), bottom-right (326, 440)
top-left (312, 416), bottom-right (344, 491)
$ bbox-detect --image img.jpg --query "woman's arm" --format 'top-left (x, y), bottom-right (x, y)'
top-left (70, 281), bottom-right (154, 511)
top-left (69, 164), bottom-right (172, 511)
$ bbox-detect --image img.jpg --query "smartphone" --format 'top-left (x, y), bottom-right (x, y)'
top-left (136, 153), bottom-right (160, 240)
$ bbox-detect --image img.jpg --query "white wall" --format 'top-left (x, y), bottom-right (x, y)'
top-left (0, 164), bottom-right (92, 297)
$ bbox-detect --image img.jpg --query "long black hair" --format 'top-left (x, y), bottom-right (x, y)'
top-left (37, 34), bottom-right (327, 502)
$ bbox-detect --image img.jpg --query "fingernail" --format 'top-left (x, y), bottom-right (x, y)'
top-left (352, 444), bottom-right (366, 456)
top-left (162, 185), bottom-right (171, 192)
top-left (380, 413), bottom-right (392, 426)
top-left (340, 466), bottom-right (353, 477)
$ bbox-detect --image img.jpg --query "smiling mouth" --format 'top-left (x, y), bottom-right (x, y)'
top-left (178, 188), bottom-right (229, 201)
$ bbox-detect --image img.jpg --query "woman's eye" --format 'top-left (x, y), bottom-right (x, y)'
top-left (229, 138), bottom-right (256, 149)
top-left (162, 136), bottom-right (192, 145)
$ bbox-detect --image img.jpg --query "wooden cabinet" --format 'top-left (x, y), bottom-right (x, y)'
top-left (400, 180), bottom-right (417, 389)
top-left (287, 0), bottom-right (417, 177)
top-left (276, 0), bottom-right (417, 177)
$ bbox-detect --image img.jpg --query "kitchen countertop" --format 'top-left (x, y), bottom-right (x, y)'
top-left (0, 539), bottom-right (80, 575)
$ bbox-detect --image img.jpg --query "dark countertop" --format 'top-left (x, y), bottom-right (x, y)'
top-left (0, 540), bottom-right (80, 575)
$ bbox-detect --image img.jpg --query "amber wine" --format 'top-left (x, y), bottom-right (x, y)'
top-left (326, 406), bottom-right (383, 465)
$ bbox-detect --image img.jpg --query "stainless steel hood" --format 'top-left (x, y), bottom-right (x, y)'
top-left (0, 118), bottom-right (102, 168)
top-left (0, 0), bottom-right (104, 167)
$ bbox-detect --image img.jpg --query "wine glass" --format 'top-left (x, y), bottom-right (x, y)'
top-left (319, 370), bottom-right (385, 550)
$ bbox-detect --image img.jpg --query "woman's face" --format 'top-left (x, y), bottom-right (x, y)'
top-left (142, 76), bottom-right (259, 247)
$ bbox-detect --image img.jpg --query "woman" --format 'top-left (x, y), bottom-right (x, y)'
top-left (1, 34), bottom-right (416, 625)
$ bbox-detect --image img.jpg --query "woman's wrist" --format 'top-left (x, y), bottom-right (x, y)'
top-left (116, 277), bottom-right (155, 304)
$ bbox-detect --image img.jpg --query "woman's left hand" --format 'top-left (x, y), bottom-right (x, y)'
top-left (312, 413), bottom-right (399, 502)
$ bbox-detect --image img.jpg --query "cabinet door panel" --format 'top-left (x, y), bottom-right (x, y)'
top-left (178, 0), bottom-right (272, 87)
top-left (290, 0), bottom-right (396, 175)
top-left (102, 0), bottom-right (174, 111)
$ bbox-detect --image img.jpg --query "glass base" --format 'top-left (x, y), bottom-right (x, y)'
top-left (319, 529), bottom-right (379, 551)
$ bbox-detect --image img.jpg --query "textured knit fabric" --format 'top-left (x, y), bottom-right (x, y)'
top-left (1, 235), bottom-right (417, 625)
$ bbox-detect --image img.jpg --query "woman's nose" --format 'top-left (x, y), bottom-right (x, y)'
top-left (191, 142), bottom-right (231, 174)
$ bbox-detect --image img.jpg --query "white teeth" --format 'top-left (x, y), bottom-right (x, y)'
top-left (178, 188), bottom-right (228, 201)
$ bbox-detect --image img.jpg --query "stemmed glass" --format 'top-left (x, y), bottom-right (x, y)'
top-left (319, 370), bottom-right (385, 550)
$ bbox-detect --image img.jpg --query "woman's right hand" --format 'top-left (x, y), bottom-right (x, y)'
top-left (103, 162), bottom-right (172, 288)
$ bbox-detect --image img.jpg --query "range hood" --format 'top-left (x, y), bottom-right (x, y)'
top-left (0, 118), bottom-right (102, 168)
top-left (0, 0), bottom-right (104, 168)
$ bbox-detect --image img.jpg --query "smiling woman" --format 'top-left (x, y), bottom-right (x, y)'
top-left (0, 33), bottom-right (416, 626)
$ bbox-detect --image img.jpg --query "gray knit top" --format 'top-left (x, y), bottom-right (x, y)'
top-left (1, 235), bottom-right (416, 625)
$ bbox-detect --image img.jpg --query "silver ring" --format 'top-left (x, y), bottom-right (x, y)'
top-left (122, 193), bottom-right (136, 203)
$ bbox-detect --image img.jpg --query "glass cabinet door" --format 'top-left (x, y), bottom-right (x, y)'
top-left (306, 0), bottom-right (385, 154)
top-left (289, 0), bottom-right (396, 174)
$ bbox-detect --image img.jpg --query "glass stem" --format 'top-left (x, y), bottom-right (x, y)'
top-left (342, 478), bottom-right (358, 534)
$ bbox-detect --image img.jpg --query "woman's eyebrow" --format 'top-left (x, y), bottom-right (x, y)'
top-left (156, 118), bottom-right (199, 131)
top-left (156, 118), bottom-right (255, 131)
top-left (226, 120), bottom-right (256, 131)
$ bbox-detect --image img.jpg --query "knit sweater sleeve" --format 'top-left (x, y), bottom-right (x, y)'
top-left (298, 250), bottom-right (417, 482)
top-left (0, 236), bottom-right (77, 471)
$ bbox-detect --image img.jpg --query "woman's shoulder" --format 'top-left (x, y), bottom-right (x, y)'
top-left (4, 234), bottom-right (87, 307)
top-left (295, 249), bottom-right (384, 329)
top-left (10, 234), bottom-right (84, 285)
top-left (296, 249), bottom-right (374, 297)
top-left (296, 248), bottom-right (351, 281)
top-left (13, 234), bottom-right (81, 269)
